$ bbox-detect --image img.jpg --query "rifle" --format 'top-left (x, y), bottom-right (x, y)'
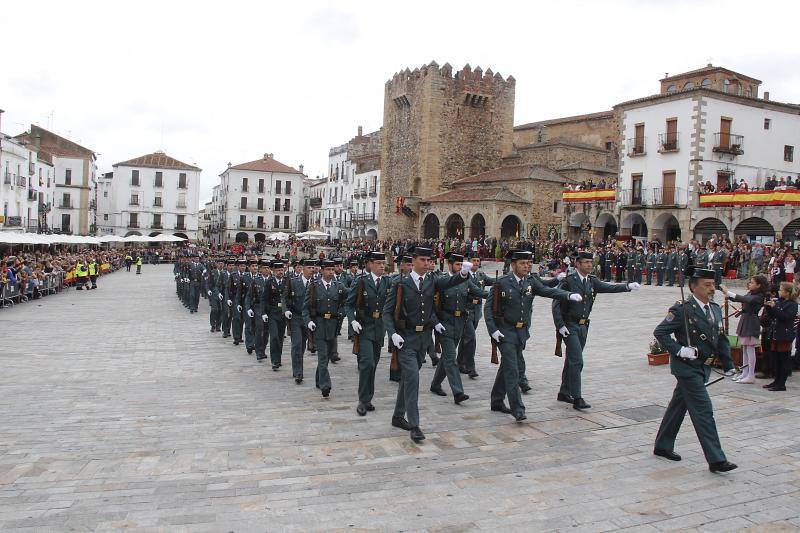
top-left (433, 289), bottom-right (442, 354)
top-left (390, 277), bottom-right (403, 373)
top-left (352, 277), bottom-right (364, 355)
top-left (490, 270), bottom-right (499, 364)
top-left (307, 280), bottom-right (317, 353)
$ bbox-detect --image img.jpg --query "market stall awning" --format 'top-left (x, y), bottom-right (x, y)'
top-left (562, 189), bottom-right (616, 203)
top-left (699, 190), bottom-right (800, 207)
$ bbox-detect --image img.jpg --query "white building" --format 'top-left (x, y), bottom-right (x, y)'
top-left (198, 201), bottom-right (212, 243)
top-left (0, 131), bottom-right (53, 233)
top-left (306, 178), bottom-right (326, 230)
top-left (214, 153), bottom-right (306, 245)
top-left (322, 126), bottom-right (382, 241)
top-left (97, 151), bottom-right (201, 239)
top-left (615, 65), bottom-right (800, 243)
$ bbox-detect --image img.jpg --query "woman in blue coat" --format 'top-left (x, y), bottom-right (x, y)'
top-left (763, 281), bottom-right (798, 391)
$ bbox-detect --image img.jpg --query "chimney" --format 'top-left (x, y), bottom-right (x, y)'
top-left (227, 162), bottom-right (231, 168)
top-left (357, 125), bottom-right (363, 137)
top-left (263, 153), bottom-right (269, 160)
top-left (764, 91), bottom-right (770, 101)
top-left (299, 164), bottom-right (304, 174)
top-left (33, 134), bottom-right (41, 148)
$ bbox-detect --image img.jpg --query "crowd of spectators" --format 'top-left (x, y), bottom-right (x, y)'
top-left (701, 175), bottom-right (800, 194)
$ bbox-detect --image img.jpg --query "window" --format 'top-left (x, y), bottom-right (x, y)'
top-left (103, 214), bottom-right (108, 221)
top-left (242, 177), bottom-right (248, 192)
top-left (154, 171), bottom-right (163, 187)
top-left (153, 214), bottom-right (161, 227)
top-left (103, 191), bottom-right (108, 197)
top-left (283, 199), bottom-right (290, 211)
top-left (764, 118), bottom-right (771, 130)
top-left (605, 141), bottom-right (613, 151)
top-left (283, 216), bottom-right (289, 229)
top-left (700, 78), bottom-right (711, 88)
top-left (666, 84), bottom-right (676, 93)
top-left (176, 215), bottom-right (185, 229)
top-left (257, 198), bottom-right (264, 210)
top-left (274, 215), bottom-right (280, 228)
top-left (631, 174), bottom-right (643, 205)
top-left (274, 198), bottom-right (281, 211)
top-left (785, 145), bottom-right (794, 163)
top-left (552, 200), bottom-right (560, 214)
top-left (154, 192), bottom-right (162, 207)
top-left (683, 81), bottom-right (694, 90)
top-left (131, 169), bottom-right (140, 186)
top-left (61, 213), bottom-right (70, 230)
top-left (633, 123), bottom-right (645, 155)
top-left (240, 214), bottom-right (247, 227)
top-left (177, 193), bottom-right (186, 208)
top-left (257, 215), bottom-right (264, 228)
top-left (178, 173), bottom-right (187, 189)
top-left (258, 178), bottom-right (264, 193)
top-left (65, 168), bottom-right (72, 185)
top-left (62, 193), bottom-right (71, 207)
top-left (285, 181), bottom-right (291, 195)
top-left (275, 180), bottom-right (282, 194)
top-left (129, 213), bottom-right (138, 227)
top-left (130, 193), bottom-right (139, 205)
top-left (241, 196), bottom-right (248, 209)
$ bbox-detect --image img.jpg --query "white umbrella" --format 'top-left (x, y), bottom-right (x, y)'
top-left (296, 230), bottom-right (328, 239)
top-left (269, 232), bottom-right (290, 241)
top-left (158, 234), bottom-right (187, 242)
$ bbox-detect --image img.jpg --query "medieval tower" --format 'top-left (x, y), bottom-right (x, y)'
top-left (378, 62), bottom-right (516, 239)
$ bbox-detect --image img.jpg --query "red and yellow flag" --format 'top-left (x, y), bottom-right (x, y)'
top-left (699, 190), bottom-right (800, 207)
top-left (562, 189), bottom-right (616, 203)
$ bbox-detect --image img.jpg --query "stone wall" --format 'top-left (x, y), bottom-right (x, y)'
top-left (513, 112), bottom-right (617, 150)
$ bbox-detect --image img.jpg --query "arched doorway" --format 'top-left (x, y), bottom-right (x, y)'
top-left (568, 212), bottom-right (590, 240)
top-left (594, 213), bottom-right (617, 242)
top-left (469, 214), bottom-right (486, 239)
top-left (621, 213), bottom-right (648, 239)
top-left (422, 214), bottom-right (440, 239)
top-left (501, 215), bottom-right (522, 239)
top-left (235, 232), bottom-right (249, 243)
top-left (366, 228), bottom-right (377, 240)
top-left (783, 218), bottom-right (800, 243)
top-left (653, 213), bottom-right (681, 243)
top-left (734, 217), bottom-right (775, 243)
top-left (693, 217), bottom-right (728, 243)
top-left (445, 214), bottom-right (465, 238)
top-left (254, 233), bottom-right (266, 243)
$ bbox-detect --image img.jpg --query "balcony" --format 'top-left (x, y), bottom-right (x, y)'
top-left (626, 137), bottom-right (647, 157)
top-left (309, 197), bottom-right (322, 208)
top-left (713, 133), bottom-right (744, 155)
top-left (369, 186), bottom-right (377, 196)
top-left (658, 132), bottom-right (680, 153)
top-left (176, 202), bottom-right (187, 208)
top-left (128, 221), bottom-right (140, 228)
top-left (620, 189), bottom-right (646, 207)
top-left (352, 212), bottom-right (377, 224)
top-left (324, 218), bottom-right (333, 225)
top-left (59, 200), bottom-right (74, 209)
top-left (3, 172), bottom-right (11, 185)
top-left (650, 187), bottom-right (688, 207)
top-left (152, 222), bottom-right (163, 229)
top-left (129, 199), bottom-right (140, 206)
top-left (175, 224), bottom-right (186, 231)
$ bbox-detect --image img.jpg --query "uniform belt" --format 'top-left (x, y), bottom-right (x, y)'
top-left (371, 310), bottom-right (381, 319)
top-left (441, 309), bottom-right (466, 318)
top-left (320, 312), bottom-right (338, 320)
top-left (402, 324), bottom-right (430, 333)
top-left (566, 318), bottom-right (590, 326)
top-left (471, 298), bottom-right (480, 305)
top-left (502, 318), bottom-right (527, 329)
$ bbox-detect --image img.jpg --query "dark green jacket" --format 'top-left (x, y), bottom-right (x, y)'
top-left (345, 273), bottom-right (390, 344)
top-left (552, 273), bottom-right (630, 329)
top-left (303, 278), bottom-right (346, 340)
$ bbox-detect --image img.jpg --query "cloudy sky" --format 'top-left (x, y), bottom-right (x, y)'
top-left (2, 0), bottom-right (798, 207)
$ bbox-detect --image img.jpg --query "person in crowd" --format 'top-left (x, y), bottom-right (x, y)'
top-left (762, 282), bottom-right (798, 391)
top-left (720, 276), bottom-right (768, 384)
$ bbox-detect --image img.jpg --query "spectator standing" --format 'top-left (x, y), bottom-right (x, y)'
top-left (762, 282), bottom-right (798, 391)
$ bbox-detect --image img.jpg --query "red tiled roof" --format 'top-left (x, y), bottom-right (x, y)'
top-left (660, 65), bottom-right (761, 83)
top-left (114, 151), bottom-right (200, 171)
top-left (230, 156), bottom-right (302, 174)
top-left (422, 187), bottom-right (529, 204)
top-left (453, 164), bottom-right (567, 186)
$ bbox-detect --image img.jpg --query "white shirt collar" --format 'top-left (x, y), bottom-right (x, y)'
top-left (410, 270), bottom-right (424, 284)
top-left (512, 273), bottom-right (523, 283)
top-left (371, 272), bottom-right (381, 284)
top-left (692, 295), bottom-right (711, 309)
top-left (577, 272), bottom-right (589, 283)
top-left (301, 275), bottom-right (311, 285)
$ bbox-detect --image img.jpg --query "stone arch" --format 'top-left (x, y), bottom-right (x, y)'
top-left (124, 230), bottom-right (142, 237)
top-left (422, 214), bottom-right (440, 239)
top-left (734, 217), bottom-right (774, 239)
top-left (500, 215), bottom-right (522, 239)
top-left (469, 213), bottom-right (486, 239)
top-left (366, 228), bottom-right (378, 240)
top-left (235, 232), bottom-right (249, 243)
top-left (783, 218), bottom-right (800, 242)
top-left (652, 212), bottom-right (682, 242)
top-left (693, 217), bottom-right (729, 243)
top-left (445, 213), bottom-right (465, 238)
top-left (594, 212), bottom-right (617, 241)
top-left (569, 212), bottom-right (590, 227)
top-left (254, 233), bottom-right (266, 242)
top-left (621, 212), bottom-right (648, 238)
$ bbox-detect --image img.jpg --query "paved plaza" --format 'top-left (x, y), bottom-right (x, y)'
top-left (1, 265), bottom-right (799, 532)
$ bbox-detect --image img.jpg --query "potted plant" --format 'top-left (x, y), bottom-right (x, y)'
top-left (647, 338), bottom-right (670, 366)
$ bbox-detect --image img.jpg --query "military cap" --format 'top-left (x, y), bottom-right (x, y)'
top-left (506, 249), bottom-right (532, 261)
top-left (365, 251), bottom-right (385, 262)
top-left (320, 259), bottom-right (335, 268)
top-left (686, 265), bottom-right (715, 279)
top-left (400, 255), bottom-right (413, 264)
top-left (303, 258), bottom-right (318, 266)
top-left (576, 251), bottom-right (593, 261)
top-left (258, 259), bottom-right (270, 267)
top-left (446, 252), bottom-right (464, 263)
top-left (349, 257), bottom-right (361, 266)
top-left (271, 261), bottom-right (285, 268)
top-left (332, 257), bottom-right (344, 265)
top-left (411, 246), bottom-right (433, 258)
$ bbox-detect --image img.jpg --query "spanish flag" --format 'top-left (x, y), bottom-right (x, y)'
top-left (699, 190), bottom-right (800, 207)
top-left (562, 189), bottom-right (616, 203)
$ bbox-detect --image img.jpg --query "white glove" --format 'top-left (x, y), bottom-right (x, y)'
top-left (237, 305), bottom-right (242, 312)
top-left (491, 330), bottom-right (504, 343)
top-left (627, 282), bottom-right (641, 290)
top-left (559, 326), bottom-right (570, 337)
top-left (391, 333), bottom-right (404, 348)
top-left (557, 272), bottom-right (566, 281)
top-left (308, 321), bottom-right (316, 331)
top-left (218, 293), bottom-right (223, 300)
top-left (207, 290), bottom-right (212, 296)
top-left (247, 309), bottom-right (254, 318)
top-left (261, 314), bottom-right (268, 322)
top-left (678, 346), bottom-right (697, 360)
top-left (227, 299), bottom-right (232, 306)
top-left (434, 323), bottom-right (446, 334)
top-left (460, 261), bottom-right (473, 276)
top-left (569, 293), bottom-right (583, 302)
top-left (284, 310), bottom-right (292, 320)
top-left (351, 320), bottom-right (362, 334)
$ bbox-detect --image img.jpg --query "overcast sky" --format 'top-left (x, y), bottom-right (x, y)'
top-left (2, 0), bottom-right (798, 208)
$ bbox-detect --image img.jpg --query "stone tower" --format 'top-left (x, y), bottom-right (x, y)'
top-left (378, 61), bottom-right (516, 239)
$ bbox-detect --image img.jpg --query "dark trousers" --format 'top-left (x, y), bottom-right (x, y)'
top-left (559, 323), bottom-right (588, 399)
top-left (209, 296), bottom-right (220, 329)
top-left (90, 275), bottom-right (97, 289)
top-left (389, 331), bottom-right (401, 382)
top-left (393, 345), bottom-right (423, 427)
top-left (457, 312), bottom-right (479, 372)
top-left (773, 350), bottom-right (792, 388)
top-left (254, 316), bottom-right (268, 359)
top-left (221, 302), bottom-right (232, 336)
top-left (432, 335), bottom-right (465, 395)
top-left (646, 267), bottom-right (653, 284)
top-left (656, 269), bottom-right (664, 286)
top-left (232, 306), bottom-right (244, 342)
top-left (654, 369), bottom-right (727, 464)
top-left (356, 338), bottom-right (381, 403)
top-left (490, 340), bottom-right (525, 417)
top-left (315, 334), bottom-right (335, 391)
top-left (288, 317), bottom-right (308, 378)
top-left (269, 316), bottom-right (286, 365)
top-left (244, 313), bottom-right (255, 349)
top-left (615, 267), bottom-right (624, 282)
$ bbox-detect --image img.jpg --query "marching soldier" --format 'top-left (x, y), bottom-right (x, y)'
top-left (615, 247), bottom-right (627, 282)
top-left (346, 251), bottom-right (389, 415)
top-left (677, 245), bottom-right (690, 288)
top-left (267, 260), bottom-right (287, 371)
top-left (425, 260), bottom-right (444, 368)
top-left (604, 247), bottom-right (615, 282)
top-left (429, 253), bottom-right (489, 404)
top-left (246, 260), bottom-right (271, 362)
top-left (484, 250), bottom-right (579, 422)
top-left (188, 254), bottom-right (202, 313)
top-left (342, 259), bottom-right (360, 288)
top-left (711, 243), bottom-right (726, 289)
top-left (645, 246), bottom-right (656, 285)
top-left (283, 259), bottom-right (316, 384)
top-left (388, 255), bottom-right (412, 383)
top-left (242, 260), bottom-right (258, 353)
top-left (552, 251), bottom-right (638, 410)
top-left (304, 260), bottom-right (347, 398)
top-left (231, 259), bottom-right (247, 345)
top-left (457, 255), bottom-right (492, 379)
top-left (221, 259), bottom-right (235, 338)
top-left (383, 246), bottom-right (472, 442)
top-left (655, 247), bottom-right (667, 286)
top-left (665, 245), bottom-right (677, 287)
top-left (652, 267), bottom-right (737, 473)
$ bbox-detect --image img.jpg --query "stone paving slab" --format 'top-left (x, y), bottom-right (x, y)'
top-left (0, 265), bottom-right (797, 532)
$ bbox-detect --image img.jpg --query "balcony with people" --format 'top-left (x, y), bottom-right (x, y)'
top-left (699, 173), bottom-right (800, 207)
top-left (562, 178), bottom-right (616, 204)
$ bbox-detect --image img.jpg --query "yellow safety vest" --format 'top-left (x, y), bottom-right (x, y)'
top-left (136, 257), bottom-right (143, 266)
top-left (76, 263), bottom-right (88, 277)
top-left (88, 262), bottom-right (98, 276)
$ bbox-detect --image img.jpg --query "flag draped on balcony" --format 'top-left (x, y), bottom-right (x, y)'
top-left (699, 190), bottom-right (800, 207)
top-left (562, 189), bottom-right (616, 203)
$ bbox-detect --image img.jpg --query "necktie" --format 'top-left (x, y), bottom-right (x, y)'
top-left (417, 275), bottom-right (424, 290)
top-left (704, 304), bottom-right (712, 322)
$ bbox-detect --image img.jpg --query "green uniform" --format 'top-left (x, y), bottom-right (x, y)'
top-left (552, 273), bottom-right (630, 401)
top-left (267, 275), bottom-right (287, 366)
top-left (220, 269), bottom-right (233, 337)
top-left (645, 252), bottom-right (656, 285)
top-left (283, 276), bottom-right (312, 379)
top-left (230, 269), bottom-right (246, 343)
top-left (695, 249), bottom-right (709, 269)
top-left (603, 251), bottom-right (614, 282)
top-left (711, 250), bottom-right (726, 288)
top-left (655, 252), bottom-right (666, 286)
top-left (653, 297), bottom-right (733, 465)
top-left (484, 273), bottom-right (571, 419)
top-left (665, 251), bottom-right (677, 286)
top-left (457, 270), bottom-right (492, 376)
top-left (241, 272), bottom-right (256, 350)
top-left (346, 272), bottom-right (389, 404)
top-left (304, 277), bottom-right (347, 392)
top-left (626, 251), bottom-right (637, 282)
top-left (677, 251), bottom-right (689, 288)
top-left (246, 274), bottom-right (270, 360)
